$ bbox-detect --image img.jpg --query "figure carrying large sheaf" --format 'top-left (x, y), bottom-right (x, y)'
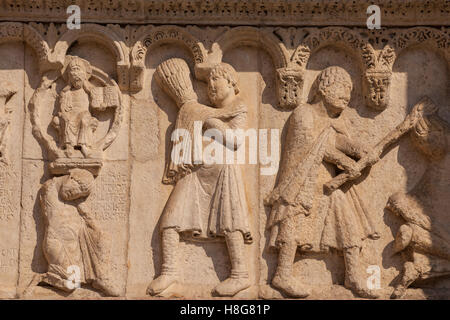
top-left (147, 58), bottom-right (253, 297)
top-left (387, 100), bottom-right (450, 299)
top-left (265, 66), bottom-right (381, 299)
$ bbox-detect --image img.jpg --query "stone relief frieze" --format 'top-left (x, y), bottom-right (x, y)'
top-left (0, 2), bottom-right (447, 299)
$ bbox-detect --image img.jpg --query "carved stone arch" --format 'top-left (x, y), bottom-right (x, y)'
top-left (209, 27), bottom-right (295, 109)
top-left (0, 22), bottom-right (53, 73)
top-left (29, 60), bottom-right (123, 170)
top-left (387, 27), bottom-right (449, 70)
top-left (54, 24), bottom-right (130, 90)
top-left (129, 25), bottom-right (208, 92)
top-left (211, 26), bottom-right (289, 69)
top-left (293, 27), bottom-right (376, 72)
top-left (293, 27), bottom-right (392, 111)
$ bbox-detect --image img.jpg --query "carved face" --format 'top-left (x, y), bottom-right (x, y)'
top-left (321, 81), bottom-right (352, 116)
top-left (68, 64), bottom-right (87, 89)
top-left (208, 74), bottom-right (234, 107)
top-left (60, 174), bottom-right (88, 201)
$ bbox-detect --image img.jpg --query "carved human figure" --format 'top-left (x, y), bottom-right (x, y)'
top-left (147, 58), bottom-right (252, 297)
top-left (265, 66), bottom-right (380, 299)
top-left (24, 169), bottom-right (120, 297)
top-left (0, 81), bottom-right (17, 159)
top-left (387, 102), bottom-right (450, 299)
top-left (52, 56), bottom-right (112, 159)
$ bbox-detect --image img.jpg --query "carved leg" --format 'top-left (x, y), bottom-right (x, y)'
top-left (147, 227), bottom-right (179, 295)
top-left (214, 231), bottom-right (251, 296)
top-left (271, 216), bottom-right (310, 298)
top-left (344, 246), bottom-right (380, 299)
top-left (391, 261), bottom-right (420, 299)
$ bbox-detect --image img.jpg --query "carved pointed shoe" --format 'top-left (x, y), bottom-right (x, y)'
top-left (271, 273), bottom-right (310, 298)
top-left (343, 247), bottom-right (380, 299)
top-left (92, 278), bottom-right (123, 297)
top-left (147, 274), bottom-right (178, 296)
top-left (213, 272), bottom-right (251, 297)
top-left (346, 282), bottom-right (380, 299)
top-left (344, 273), bottom-right (380, 299)
top-left (214, 231), bottom-right (251, 296)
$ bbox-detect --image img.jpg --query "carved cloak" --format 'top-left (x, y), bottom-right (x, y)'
top-left (266, 104), bottom-right (378, 252)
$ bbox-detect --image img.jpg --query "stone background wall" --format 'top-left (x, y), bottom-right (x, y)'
top-left (0, 1), bottom-right (448, 299)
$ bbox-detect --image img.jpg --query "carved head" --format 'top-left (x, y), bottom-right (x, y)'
top-left (207, 63), bottom-right (239, 107)
top-left (60, 168), bottom-right (95, 201)
top-left (155, 58), bottom-right (197, 108)
top-left (310, 66), bottom-right (352, 117)
top-left (411, 112), bottom-right (448, 161)
top-left (64, 56), bottom-right (92, 90)
top-left (364, 70), bottom-right (391, 111)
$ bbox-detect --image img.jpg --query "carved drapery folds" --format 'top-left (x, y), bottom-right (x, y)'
top-left (0, 10), bottom-right (448, 299)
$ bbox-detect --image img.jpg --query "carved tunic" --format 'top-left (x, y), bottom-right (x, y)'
top-left (161, 99), bottom-right (253, 243)
top-left (267, 104), bottom-right (378, 252)
top-left (58, 88), bottom-right (94, 147)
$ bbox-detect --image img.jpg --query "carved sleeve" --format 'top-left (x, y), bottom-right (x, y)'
top-left (276, 106), bottom-right (315, 185)
top-left (323, 146), bottom-right (358, 173)
top-left (204, 109), bottom-right (248, 150)
top-left (39, 179), bottom-right (59, 220)
top-left (335, 133), bottom-right (367, 160)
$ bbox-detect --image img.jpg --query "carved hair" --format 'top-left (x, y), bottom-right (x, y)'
top-left (209, 63), bottom-right (240, 94)
top-left (69, 168), bottom-right (95, 194)
top-left (309, 66), bottom-right (352, 103)
top-left (155, 58), bottom-right (198, 108)
top-left (62, 55), bottom-right (93, 82)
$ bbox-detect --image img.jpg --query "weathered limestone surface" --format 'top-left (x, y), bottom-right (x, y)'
top-left (0, 0), bottom-right (448, 299)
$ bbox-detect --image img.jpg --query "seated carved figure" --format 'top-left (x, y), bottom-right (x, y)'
top-left (52, 56), bottom-right (110, 159)
top-left (24, 169), bottom-right (120, 297)
top-left (387, 103), bottom-right (450, 299)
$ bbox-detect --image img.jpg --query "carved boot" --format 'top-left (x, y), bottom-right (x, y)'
top-left (344, 246), bottom-right (380, 299)
top-left (391, 261), bottom-right (420, 299)
top-left (147, 228), bottom-right (179, 295)
top-left (92, 277), bottom-right (123, 297)
top-left (271, 241), bottom-right (310, 298)
top-left (214, 231), bottom-right (251, 296)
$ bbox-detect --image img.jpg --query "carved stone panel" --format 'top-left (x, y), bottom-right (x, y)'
top-left (0, 1), bottom-right (448, 300)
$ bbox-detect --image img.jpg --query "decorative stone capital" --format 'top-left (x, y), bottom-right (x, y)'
top-left (364, 70), bottom-right (392, 111)
top-left (276, 66), bottom-right (304, 110)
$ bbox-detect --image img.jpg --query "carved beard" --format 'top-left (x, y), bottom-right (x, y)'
top-left (71, 78), bottom-right (84, 89)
